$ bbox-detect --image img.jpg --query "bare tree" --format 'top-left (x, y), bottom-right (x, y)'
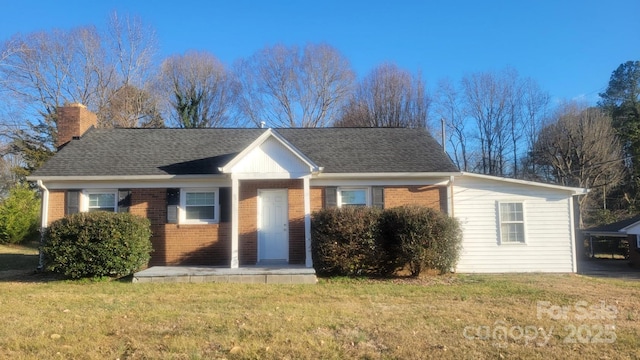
top-left (461, 68), bottom-right (526, 176)
top-left (105, 12), bottom-right (157, 88)
top-left (97, 12), bottom-right (159, 127)
top-left (99, 85), bottom-right (163, 128)
top-left (434, 78), bottom-right (470, 171)
top-left (519, 78), bottom-right (550, 180)
top-left (336, 63), bottom-right (430, 128)
top-left (0, 15), bottom-right (158, 177)
top-left (157, 51), bottom-right (237, 128)
top-left (0, 28), bottom-right (105, 125)
top-left (532, 104), bottom-right (624, 224)
top-left (235, 43), bottom-right (354, 127)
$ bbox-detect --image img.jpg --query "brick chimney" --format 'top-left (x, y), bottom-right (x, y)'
top-left (56, 103), bottom-right (97, 149)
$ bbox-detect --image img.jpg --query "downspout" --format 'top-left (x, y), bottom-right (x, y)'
top-left (36, 180), bottom-right (49, 271)
top-left (447, 175), bottom-right (455, 217)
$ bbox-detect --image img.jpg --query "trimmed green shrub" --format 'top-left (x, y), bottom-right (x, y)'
top-left (0, 183), bottom-right (41, 244)
top-left (43, 212), bottom-right (152, 279)
top-left (311, 205), bottom-right (462, 277)
top-left (380, 206), bottom-right (462, 276)
top-left (311, 206), bottom-right (387, 276)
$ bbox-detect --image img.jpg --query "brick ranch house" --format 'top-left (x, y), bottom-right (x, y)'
top-left (28, 104), bottom-right (587, 273)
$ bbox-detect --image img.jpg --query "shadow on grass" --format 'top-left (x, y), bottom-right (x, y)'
top-left (0, 254), bottom-right (139, 283)
top-left (0, 252), bottom-right (68, 283)
top-left (0, 253), bottom-right (38, 271)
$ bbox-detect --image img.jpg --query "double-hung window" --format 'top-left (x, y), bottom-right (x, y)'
top-left (86, 191), bottom-right (117, 212)
top-left (181, 189), bottom-right (218, 224)
top-left (338, 188), bottom-right (369, 207)
top-left (499, 202), bottom-right (525, 244)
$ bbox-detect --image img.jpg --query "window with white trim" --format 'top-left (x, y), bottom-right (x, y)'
top-left (86, 191), bottom-right (117, 212)
top-left (499, 202), bottom-right (525, 243)
top-left (180, 189), bottom-right (218, 224)
top-left (338, 188), bottom-right (369, 207)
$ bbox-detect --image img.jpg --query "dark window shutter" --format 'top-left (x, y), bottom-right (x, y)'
top-left (325, 187), bottom-right (337, 208)
top-left (118, 190), bottom-right (132, 213)
top-left (166, 188), bottom-right (180, 224)
top-left (372, 186), bottom-right (384, 209)
top-left (166, 188), bottom-right (180, 205)
top-left (65, 190), bottom-right (80, 215)
top-left (219, 187), bottom-right (231, 222)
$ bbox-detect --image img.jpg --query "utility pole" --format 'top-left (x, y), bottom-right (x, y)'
top-left (441, 118), bottom-right (446, 153)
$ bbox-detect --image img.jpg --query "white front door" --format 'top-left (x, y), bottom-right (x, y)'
top-left (258, 189), bottom-right (289, 263)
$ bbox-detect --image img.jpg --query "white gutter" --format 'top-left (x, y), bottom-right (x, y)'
top-left (314, 172), bottom-right (462, 179)
top-left (459, 171), bottom-right (588, 195)
top-left (36, 180), bottom-right (49, 271)
top-left (26, 174), bottom-right (228, 182)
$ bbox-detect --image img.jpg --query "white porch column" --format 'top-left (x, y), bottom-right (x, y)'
top-left (303, 176), bottom-right (313, 268)
top-left (231, 176), bottom-right (239, 268)
top-left (36, 180), bottom-right (49, 271)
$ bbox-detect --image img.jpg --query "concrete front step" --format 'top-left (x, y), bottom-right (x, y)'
top-left (132, 266), bottom-right (318, 284)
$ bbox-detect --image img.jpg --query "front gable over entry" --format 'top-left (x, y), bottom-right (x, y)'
top-left (220, 129), bottom-right (317, 268)
top-left (221, 129), bottom-right (319, 178)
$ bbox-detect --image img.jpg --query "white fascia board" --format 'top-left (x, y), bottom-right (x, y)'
top-left (37, 176), bottom-right (231, 190)
top-left (311, 172), bottom-right (459, 187)
top-left (313, 172), bottom-right (461, 179)
top-left (232, 172), bottom-right (311, 180)
top-left (220, 128), bottom-right (319, 173)
top-left (311, 178), bottom-right (452, 187)
top-left (459, 172), bottom-right (588, 195)
top-left (583, 231), bottom-right (628, 237)
top-left (26, 174), bottom-right (226, 182)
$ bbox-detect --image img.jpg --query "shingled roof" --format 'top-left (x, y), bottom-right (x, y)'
top-left (30, 127), bottom-right (458, 178)
top-left (583, 215), bottom-right (640, 236)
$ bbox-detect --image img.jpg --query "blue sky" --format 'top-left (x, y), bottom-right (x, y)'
top-left (1, 0), bottom-right (638, 105)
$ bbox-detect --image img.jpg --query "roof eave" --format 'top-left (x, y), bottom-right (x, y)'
top-left (26, 174), bottom-right (227, 182)
top-left (459, 172), bottom-right (589, 195)
top-left (315, 172), bottom-right (462, 179)
top-left (581, 230), bottom-right (628, 237)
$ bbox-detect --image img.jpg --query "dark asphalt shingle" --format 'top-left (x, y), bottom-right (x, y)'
top-left (31, 127), bottom-right (459, 177)
top-left (583, 215), bottom-right (640, 234)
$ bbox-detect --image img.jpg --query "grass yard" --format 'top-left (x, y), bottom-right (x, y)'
top-left (1, 246), bottom-right (639, 359)
top-left (0, 242), bottom-right (39, 272)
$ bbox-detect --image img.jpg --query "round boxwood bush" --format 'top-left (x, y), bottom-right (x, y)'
top-left (43, 212), bottom-right (152, 279)
top-left (311, 206), bottom-right (386, 276)
top-left (380, 205), bottom-right (462, 276)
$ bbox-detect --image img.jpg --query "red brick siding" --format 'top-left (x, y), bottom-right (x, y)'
top-left (56, 104), bottom-right (97, 149)
top-left (310, 185), bottom-right (447, 212)
top-left (310, 187), bottom-right (324, 212)
top-left (44, 184), bottom-right (446, 267)
top-left (129, 188), bottom-right (230, 266)
top-left (46, 188), bottom-right (231, 266)
top-left (384, 185), bottom-right (447, 212)
top-left (47, 190), bottom-right (66, 225)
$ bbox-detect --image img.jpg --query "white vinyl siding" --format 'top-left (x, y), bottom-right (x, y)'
top-left (453, 176), bottom-right (575, 273)
top-left (230, 136), bottom-right (311, 177)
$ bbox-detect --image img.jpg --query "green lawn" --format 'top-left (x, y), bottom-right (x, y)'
top-left (1, 245), bottom-right (639, 359)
